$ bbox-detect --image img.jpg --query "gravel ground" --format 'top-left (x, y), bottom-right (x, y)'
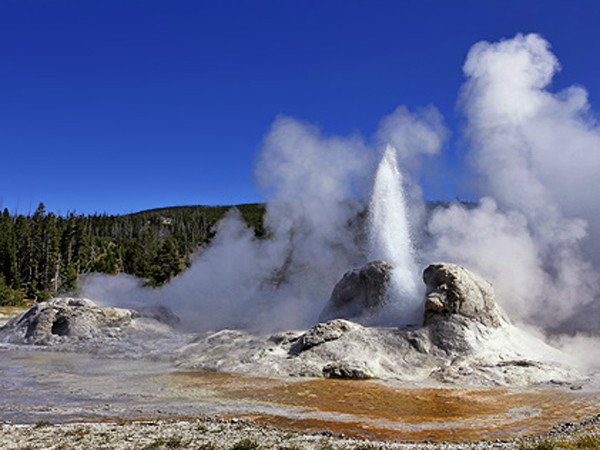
top-left (1, 414), bottom-right (599, 450)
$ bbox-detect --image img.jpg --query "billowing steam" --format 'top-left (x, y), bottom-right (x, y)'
top-left (82, 33), bottom-right (600, 340)
top-left (428, 33), bottom-right (600, 331)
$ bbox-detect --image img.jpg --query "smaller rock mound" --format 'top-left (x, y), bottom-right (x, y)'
top-left (1, 297), bottom-right (140, 345)
top-left (176, 263), bottom-right (581, 387)
top-left (322, 361), bottom-right (373, 379)
top-left (291, 319), bottom-right (357, 353)
top-left (319, 261), bottom-right (393, 322)
top-left (423, 263), bottom-right (508, 328)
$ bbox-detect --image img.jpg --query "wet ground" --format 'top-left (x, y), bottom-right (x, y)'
top-left (0, 347), bottom-right (598, 441)
top-left (170, 371), bottom-right (600, 441)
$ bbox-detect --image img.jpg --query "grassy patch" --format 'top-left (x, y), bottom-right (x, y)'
top-left (519, 439), bottom-right (558, 450)
top-left (520, 435), bottom-right (600, 450)
top-left (231, 439), bottom-right (261, 450)
top-left (567, 435), bottom-right (600, 450)
top-left (144, 435), bottom-right (185, 449)
top-left (33, 420), bottom-right (53, 429)
top-left (196, 443), bottom-right (217, 450)
top-left (65, 426), bottom-right (91, 441)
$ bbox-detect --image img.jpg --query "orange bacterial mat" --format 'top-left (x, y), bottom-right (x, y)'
top-left (169, 371), bottom-right (600, 441)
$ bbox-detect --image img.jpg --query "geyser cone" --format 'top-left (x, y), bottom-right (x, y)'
top-left (368, 145), bottom-right (422, 323)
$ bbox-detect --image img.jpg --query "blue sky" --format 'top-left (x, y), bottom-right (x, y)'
top-left (2, 0), bottom-right (600, 215)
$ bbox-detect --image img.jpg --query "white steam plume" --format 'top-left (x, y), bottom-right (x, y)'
top-left (428, 33), bottom-right (600, 330)
top-left (81, 33), bottom-right (600, 340)
top-left (376, 105), bottom-right (448, 237)
top-left (84, 117), bottom-right (372, 331)
top-left (81, 110), bottom-right (447, 332)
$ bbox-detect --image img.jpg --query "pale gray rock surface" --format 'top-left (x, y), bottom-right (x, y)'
top-left (0, 298), bottom-right (185, 358)
top-left (423, 263), bottom-right (508, 328)
top-left (292, 319), bottom-right (357, 352)
top-left (322, 360), bottom-right (374, 379)
top-left (319, 260), bottom-right (393, 322)
top-left (0, 264), bottom-right (585, 387)
top-left (139, 304), bottom-right (182, 328)
top-left (0, 298), bottom-right (138, 345)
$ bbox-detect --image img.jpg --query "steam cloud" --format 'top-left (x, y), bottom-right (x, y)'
top-left (82, 33), bottom-right (600, 339)
top-left (428, 33), bottom-right (600, 331)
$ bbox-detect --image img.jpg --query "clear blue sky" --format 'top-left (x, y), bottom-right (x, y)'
top-left (2, 0), bottom-right (600, 215)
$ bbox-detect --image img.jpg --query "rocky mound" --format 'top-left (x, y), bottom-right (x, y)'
top-left (1, 264), bottom-right (584, 387)
top-left (424, 263), bottom-right (508, 327)
top-left (176, 263), bottom-right (582, 387)
top-left (319, 260), bottom-right (393, 322)
top-left (0, 297), bottom-right (178, 346)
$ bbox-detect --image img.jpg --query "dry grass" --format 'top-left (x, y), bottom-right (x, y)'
top-left (0, 304), bottom-right (28, 315)
top-left (230, 439), bottom-right (262, 450)
top-left (143, 435), bottom-right (185, 449)
top-left (520, 435), bottom-right (600, 450)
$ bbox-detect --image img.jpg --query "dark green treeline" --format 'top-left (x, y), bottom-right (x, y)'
top-left (0, 203), bottom-right (266, 305)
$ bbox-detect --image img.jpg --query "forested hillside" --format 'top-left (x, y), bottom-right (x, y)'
top-left (0, 203), bottom-right (266, 305)
top-left (0, 200), bottom-right (475, 306)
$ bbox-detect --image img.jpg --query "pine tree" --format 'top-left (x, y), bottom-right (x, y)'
top-left (150, 237), bottom-right (181, 286)
top-left (0, 209), bottom-right (18, 288)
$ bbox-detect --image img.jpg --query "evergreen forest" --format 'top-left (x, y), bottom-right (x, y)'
top-left (0, 203), bottom-right (266, 305)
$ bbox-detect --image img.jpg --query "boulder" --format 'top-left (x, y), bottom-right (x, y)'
top-left (292, 319), bottom-right (357, 353)
top-left (138, 305), bottom-right (181, 328)
top-left (423, 263), bottom-right (508, 328)
top-left (319, 260), bottom-right (393, 322)
top-left (322, 361), bottom-right (373, 379)
top-left (0, 297), bottom-right (139, 344)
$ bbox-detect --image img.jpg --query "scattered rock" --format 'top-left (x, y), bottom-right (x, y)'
top-left (319, 260), bottom-right (393, 322)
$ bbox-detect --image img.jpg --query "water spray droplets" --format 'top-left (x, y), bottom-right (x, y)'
top-left (368, 145), bottom-right (422, 324)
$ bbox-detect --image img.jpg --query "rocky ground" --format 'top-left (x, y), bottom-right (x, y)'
top-left (1, 263), bottom-right (599, 450)
top-left (1, 413), bottom-right (599, 450)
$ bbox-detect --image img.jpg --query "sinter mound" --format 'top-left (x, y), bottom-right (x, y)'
top-left (176, 262), bottom-right (582, 387)
top-left (0, 263), bottom-right (583, 387)
top-left (0, 297), bottom-right (179, 349)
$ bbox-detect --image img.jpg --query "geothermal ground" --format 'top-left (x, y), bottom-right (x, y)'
top-left (1, 345), bottom-right (600, 448)
top-left (1, 303), bottom-right (599, 450)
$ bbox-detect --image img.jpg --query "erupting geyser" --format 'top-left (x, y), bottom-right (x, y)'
top-left (368, 145), bottom-right (422, 323)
